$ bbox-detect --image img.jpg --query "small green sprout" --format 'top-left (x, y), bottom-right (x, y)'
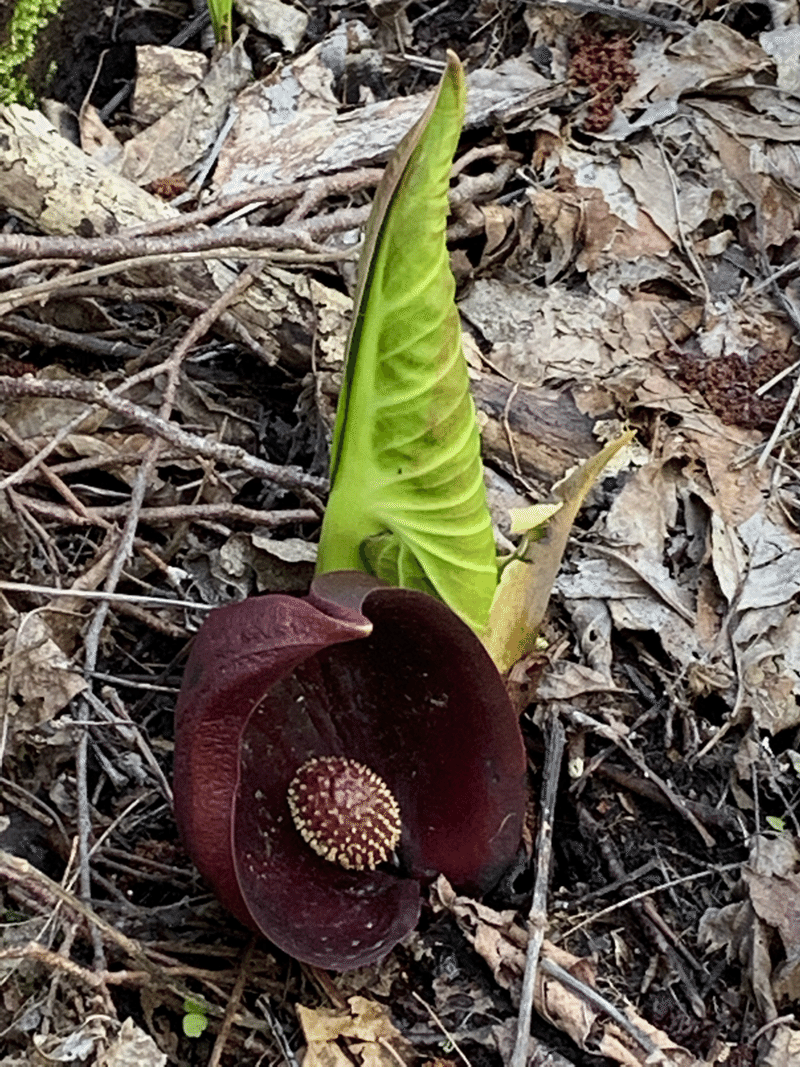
top-left (205, 0), bottom-right (233, 47)
top-left (182, 997), bottom-right (209, 1038)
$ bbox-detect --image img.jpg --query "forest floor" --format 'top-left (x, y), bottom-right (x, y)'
top-left (1, 1), bottom-right (800, 1065)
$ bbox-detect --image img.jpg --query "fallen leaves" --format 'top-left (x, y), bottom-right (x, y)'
top-left (0, 595), bottom-right (87, 725)
top-left (433, 876), bottom-right (703, 1067)
top-left (699, 835), bottom-right (800, 1022)
top-left (297, 996), bottom-right (414, 1067)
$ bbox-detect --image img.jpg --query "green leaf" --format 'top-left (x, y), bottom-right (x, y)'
top-left (508, 503), bottom-right (563, 535)
top-left (183, 1013), bottom-right (209, 1038)
top-left (182, 998), bottom-right (208, 1039)
top-left (766, 815), bottom-right (786, 833)
top-left (360, 532), bottom-right (437, 598)
top-left (206, 0), bottom-right (233, 45)
top-left (316, 52), bottom-right (496, 634)
top-left (483, 430), bottom-right (636, 672)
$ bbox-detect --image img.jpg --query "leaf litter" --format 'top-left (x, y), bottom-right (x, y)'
top-left (1, 1), bottom-right (800, 1064)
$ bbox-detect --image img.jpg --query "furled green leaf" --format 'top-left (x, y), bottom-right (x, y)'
top-left (206, 0), bottom-right (233, 45)
top-left (316, 52), bottom-right (496, 633)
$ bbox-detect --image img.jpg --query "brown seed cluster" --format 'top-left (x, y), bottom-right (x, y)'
top-left (569, 31), bottom-right (636, 133)
top-left (287, 757), bottom-right (401, 871)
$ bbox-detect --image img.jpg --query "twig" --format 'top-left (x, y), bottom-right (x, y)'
top-left (751, 1014), bottom-right (797, 1042)
top-left (0, 859), bottom-right (272, 1036)
top-left (450, 143), bottom-right (512, 178)
top-left (7, 485), bottom-right (65, 575)
top-left (0, 375), bottom-right (327, 504)
top-left (0, 776), bottom-right (70, 844)
top-left (0, 314), bottom-right (145, 357)
top-left (0, 247), bottom-right (356, 317)
top-left (655, 137), bottom-right (711, 309)
top-left (0, 208), bottom-right (371, 263)
top-left (536, 0), bottom-right (692, 31)
top-left (563, 705), bottom-right (716, 847)
top-left (0, 414), bottom-right (113, 530)
top-left (502, 382), bottom-right (522, 477)
top-left (207, 938), bottom-right (257, 1067)
top-left (757, 365), bottom-right (800, 470)
top-left (190, 104), bottom-right (240, 201)
top-left (0, 392), bottom-right (121, 492)
top-left (577, 807), bottom-right (707, 1018)
top-left (13, 450), bottom-right (186, 479)
top-left (755, 357), bottom-right (800, 397)
top-left (84, 687), bottom-right (174, 805)
top-left (97, 9), bottom-right (211, 122)
top-left (571, 858), bottom-right (661, 906)
top-left (511, 709), bottom-right (565, 1067)
top-left (76, 730), bottom-right (107, 970)
top-left (17, 498), bottom-right (318, 529)
top-left (26, 281), bottom-right (277, 364)
top-left (129, 169), bottom-right (383, 236)
top-left (0, 845), bottom-right (151, 967)
top-left (537, 956), bottom-right (661, 1057)
top-left (0, 941), bottom-right (116, 1013)
top-left (596, 762), bottom-right (743, 838)
top-left (0, 580), bottom-right (214, 611)
top-left (411, 992), bottom-right (472, 1067)
top-left (255, 995), bottom-right (302, 1067)
top-left (56, 269), bottom-right (272, 976)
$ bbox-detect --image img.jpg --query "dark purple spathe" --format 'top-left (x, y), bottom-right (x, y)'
top-left (174, 571), bottom-right (526, 970)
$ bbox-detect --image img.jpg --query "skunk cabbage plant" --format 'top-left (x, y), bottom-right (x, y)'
top-left (174, 53), bottom-right (527, 971)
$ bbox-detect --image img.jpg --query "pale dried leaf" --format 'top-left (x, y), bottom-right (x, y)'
top-left (4, 367), bottom-right (106, 440)
top-left (710, 512), bottom-right (746, 604)
top-left (97, 1018), bottom-right (167, 1067)
top-left (1, 608), bottom-right (86, 722)
top-left (214, 53), bottom-right (548, 193)
top-left (433, 878), bottom-right (699, 1066)
top-left (234, 0), bottom-right (308, 51)
top-left (623, 22), bottom-right (770, 109)
top-left (131, 45), bottom-right (209, 127)
top-left (634, 373), bottom-right (766, 526)
top-left (251, 531), bottom-right (318, 563)
top-left (598, 1013), bottom-right (699, 1067)
top-left (691, 106), bottom-right (800, 248)
top-left (79, 104), bottom-right (123, 160)
top-left (760, 1026), bottom-right (800, 1067)
top-left (534, 661), bottom-right (620, 701)
top-left (736, 512), bottom-right (800, 612)
top-left (743, 836), bottom-right (800, 961)
top-left (120, 37), bottom-right (252, 185)
top-left (698, 899), bottom-right (776, 1020)
top-left (297, 997), bottom-right (413, 1067)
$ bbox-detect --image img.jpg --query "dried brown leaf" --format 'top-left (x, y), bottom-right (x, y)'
top-left (0, 601), bottom-right (86, 723)
top-left (97, 1018), bottom-right (167, 1067)
top-left (297, 997), bottom-right (414, 1067)
top-left (760, 1025), bottom-right (800, 1067)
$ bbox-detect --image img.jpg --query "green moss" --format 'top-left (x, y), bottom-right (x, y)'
top-left (0, 0), bottom-right (63, 106)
